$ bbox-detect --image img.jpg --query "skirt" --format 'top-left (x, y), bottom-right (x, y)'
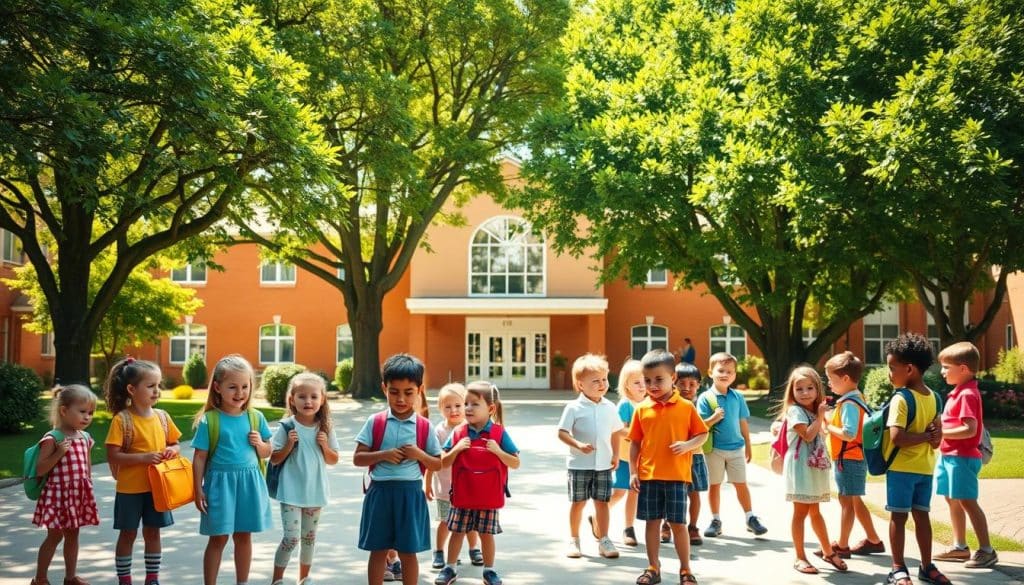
top-left (200, 464), bottom-right (273, 535)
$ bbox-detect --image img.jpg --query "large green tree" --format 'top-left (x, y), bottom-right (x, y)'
top-left (239, 0), bottom-right (569, 397)
top-left (0, 0), bottom-right (333, 384)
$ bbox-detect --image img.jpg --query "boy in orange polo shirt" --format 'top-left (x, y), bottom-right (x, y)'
top-left (629, 350), bottom-right (709, 585)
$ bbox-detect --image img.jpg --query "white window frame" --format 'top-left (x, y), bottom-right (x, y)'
top-left (169, 323), bottom-right (207, 364)
top-left (631, 324), bottom-right (669, 359)
top-left (709, 324), bottom-right (747, 360)
top-left (646, 269), bottom-right (668, 286)
top-left (259, 323), bottom-right (296, 364)
top-left (41, 331), bottom-right (56, 357)
top-left (260, 261), bottom-right (297, 285)
top-left (170, 262), bottom-right (207, 284)
top-left (1007, 324), bottom-right (1016, 350)
top-left (336, 324), bottom-right (353, 363)
top-left (1, 229), bottom-right (23, 264)
top-left (802, 326), bottom-right (818, 347)
top-left (468, 216), bottom-right (546, 296)
top-left (864, 303), bottom-right (900, 366)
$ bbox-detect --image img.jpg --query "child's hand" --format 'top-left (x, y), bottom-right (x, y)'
top-left (610, 457), bottom-right (619, 470)
top-left (817, 401), bottom-right (829, 418)
top-left (287, 428), bottom-right (300, 446)
top-left (161, 447), bottom-right (178, 460)
top-left (629, 473), bottom-right (641, 492)
top-left (744, 443), bottom-right (752, 463)
top-left (576, 442), bottom-right (595, 454)
top-left (248, 430), bottom-right (262, 447)
top-left (139, 452), bottom-right (163, 465)
top-left (669, 441), bottom-right (690, 455)
top-left (425, 482), bottom-right (435, 501)
top-left (316, 431), bottom-right (329, 449)
top-left (710, 407), bottom-right (725, 423)
top-left (195, 489), bottom-right (207, 514)
top-left (401, 443), bottom-right (425, 461)
top-left (453, 437), bottom-right (472, 452)
top-left (56, 439), bottom-right (71, 454)
top-left (485, 439), bottom-right (502, 454)
top-left (380, 448), bottom-right (404, 464)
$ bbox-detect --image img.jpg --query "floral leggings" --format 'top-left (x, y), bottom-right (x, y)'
top-left (274, 504), bottom-right (322, 568)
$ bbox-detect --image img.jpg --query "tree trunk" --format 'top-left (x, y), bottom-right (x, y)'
top-left (50, 248), bottom-right (95, 387)
top-left (349, 297), bottom-right (385, 399)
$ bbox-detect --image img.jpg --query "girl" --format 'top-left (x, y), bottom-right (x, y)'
top-left (191, 354), bottom-right (273, 585)
top-left (779, 366), bottom-right (847, 575)
top-left (434, 382), bottom-right (520, 585)
top-left (104, 358), bottom-right (182, 585)
top-left (269, 373), bottom-right (340, 585)
top-left (424, 384), bottom-right (482, 569)
top-left (32, 385), bottom-right (99, 585)
top-left (604, 360), bottom-right (644, 546)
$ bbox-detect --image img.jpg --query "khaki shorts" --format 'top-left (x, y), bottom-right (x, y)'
top-left (706, 447), bottom-right (747, 485)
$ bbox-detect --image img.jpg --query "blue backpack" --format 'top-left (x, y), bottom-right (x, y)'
top-left (862, 388), bottom-right (941, 476)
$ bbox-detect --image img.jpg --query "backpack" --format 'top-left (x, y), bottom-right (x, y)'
top-left (834, 394), bottom-right (871, 471)
top-left (768, 419), bottom-right (789, 475)
top-left (363, 410), bottom-right (431, 493)
top-left (979, 426), bottom-right (994, 465)
top-left (449, 423), bottom-right (511, 510)
top-left (699, 390), bottom-right (719, 455)
top-left (23, 429), bottom-right (67, 500)
top-left (862, 388), bottom-right (942, 476)
top-left (109, 409), bottom-right (170, 479)
top-left (266, 419), bottom-right (296, 499)
top-left (206, 409), bottom-right (267, 476)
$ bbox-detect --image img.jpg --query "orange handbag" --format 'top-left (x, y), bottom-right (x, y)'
top-left (147, 456), bottom-right (195, 512)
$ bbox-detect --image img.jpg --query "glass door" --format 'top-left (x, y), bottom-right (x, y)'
top-left (510, 335), bottom-right (528, 384)
top-left (487, 335), bottom-right (505, 380)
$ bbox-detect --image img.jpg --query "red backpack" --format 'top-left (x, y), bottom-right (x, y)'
top-left (449, 423), bottom-right (510, 510)
top-left (363, 410), bottom-right (431, 492)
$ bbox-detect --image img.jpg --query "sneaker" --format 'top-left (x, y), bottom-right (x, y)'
top-left (704, 518), bottom-right (722, 538)
top-left (623, 526), bottom-right (638, 546)
top-left (746, 515), bottom-right (767, 536)
top-left (965, 549), bottom-right (999, 569)
top-left (661, 521), bottom-right (672, 543)
top-left (566, 537), bottom-right (582, 558)
top-left (598, 536), bottom-right (620, 558)
top-left (382, 567), bottom-right (395, 582)
top-left (688, 525), bottom-right (703, 546)
top-left (849, 539), bottom-right (886, 555)
top-left (468, 548), bottom-right (484, 566)
top-left (919, 563), bottom-right (950, 584)
top-left (482, 569), bottom-right (503, 585)
top-left (933, 547), bottom-right (970, 562)
top-left (298, 579), bottom-right (314, 585)
top-left (434, 566), bottom-right (457, 585)
top-left (389, 560), bottom-right (403, 581)
top-left (432, 550), bottom-right (445, 569)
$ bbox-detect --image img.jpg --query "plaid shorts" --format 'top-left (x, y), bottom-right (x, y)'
top-left (567, 469), bottom-right (613, 502)
top-left (688, 453), bottom-right (709, 493)
top-left (446, 507), bottom-right (502, 535)
top-left (637, 480), bottom-right (689, 524)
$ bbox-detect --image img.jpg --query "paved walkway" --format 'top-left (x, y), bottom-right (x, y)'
top-left (0, 393), bottom-right (1021, 584)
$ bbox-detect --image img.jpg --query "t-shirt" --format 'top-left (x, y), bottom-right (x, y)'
top-left (885, 388), bottom-right (940, 475)
top-left (617, 399), bottom-right (639, 461)
top-left (827, 391), bottom-right (868, 462)
top-left (270, 417), bottom-right (341, 507)
top-left (431, 421), bottom-right (458, 501)
top-left (192, 409), bottom-right (272, 468)
top-left (105, 409), bottom-right (183, 494)
top-left (557, 394), bottom-right (624, 471)
top-left (628, 392), bottom-right (708, 482)
top-left (355, 410), bottom-right (442, 482)
top-left (442, 420), bottom-right (519, 455)
top-left (696, 388), bottom-right (750, 451)
top-left (940, 380), bottom-right (983, 458)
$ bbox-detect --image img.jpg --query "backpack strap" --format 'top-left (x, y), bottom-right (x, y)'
top-left (880, 388), bottom-right (917, 471)
top-left (367, 410), bottom-right (389, 474)
top-left (155, 409), bottom-right (170, 441)
top-left (248, 409), bottom-right (267, 476)
top-left (415, 414), bottom-right (431, 474)
top-left (836, 396), bottom-right (871, 468)
top-left (206, 410), bottom-right (220, 461)
top-left (119, 410), bottom-right (134, 453)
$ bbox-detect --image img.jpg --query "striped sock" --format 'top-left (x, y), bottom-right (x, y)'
top-left (144, 552), bottom-right (161, 582)
top-left (115, 555), bottom-right (132, 583)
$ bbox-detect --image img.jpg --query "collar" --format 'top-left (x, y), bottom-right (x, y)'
top-left (652, 391), bottom-right (681, 406)
top-left (576, 393), bottom-right (606, 406)
top-left (387, 409), bottom-right (417, 423)
top-left (951, 378), bottom-right (979, 395)
top-left (712, 386), bottom-right (732, 397)
top-left (468, 420), bottom-right (494, 434)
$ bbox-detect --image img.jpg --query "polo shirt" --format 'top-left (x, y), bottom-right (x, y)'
top-left (628, 391), bottom-right (709, 482)
top-left (557, 394), bottom-right (624, 471)
top-left (940, 380), bottom-right (983, 458)
top-left (355, 409), bottom-right (442, 481)
top-left (696, 387), bottom-right (750, 451)
top-left (442, 420), bottom-right (519, 455)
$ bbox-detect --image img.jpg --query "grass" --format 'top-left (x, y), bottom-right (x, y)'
top-left (862, 499), bottom-right (1024, 553)
top-left (0, 397), bottom-right (283, 479)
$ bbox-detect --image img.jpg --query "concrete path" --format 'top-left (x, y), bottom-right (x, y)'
top-left (1, 393), bottom-right (1021, 584)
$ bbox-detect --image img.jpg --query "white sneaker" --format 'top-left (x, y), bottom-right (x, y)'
top-left (298, 579), bottom-right (315, 585)
top-left (598, 536), bottom-right (620, 559)
top-left (566, 537), bottom-right (582, 558)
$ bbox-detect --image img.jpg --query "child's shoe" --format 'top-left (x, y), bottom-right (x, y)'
top-left (623, 526), bottom-right (638, 546)
top-left (382, 564), bottom-right (395, 582)
top-left (482, 569), bottom-right (503, 585)
top-left (745, 515), bottom-right (767, 536)
top-left (886, 566), bottom-right (912, 585)
top-left (468, 548), bottom-right (484, 566)
top-left (432, 550), bottom-right (445, 569)
top-left (965, 549), bottom-right (999, 568)
top-left (688, 525), bottom-right (702, 546)
top-left (434, 566), bottom-right (457, 585)
top-left (566, 537), bottom-right (582, 558)
top-left (703, 518), bottom-right (722, 538)
top-left (389, 560), bottom-right (403, 581)
top-left (933, 546), bottom-right (970, 562)
top-left (918, 563), bottom-right (952, 584)
top-left (62, 578), bottom-right (90, 585)
top-left (849, 539), bottom-right (886, 555)
top-left (598, 537), bottom-right (619, 558)
top-left (298, 578), bottom-right (315, 585)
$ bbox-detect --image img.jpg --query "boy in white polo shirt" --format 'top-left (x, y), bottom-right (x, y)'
top-left (558, 353), bottom-right (626, 560)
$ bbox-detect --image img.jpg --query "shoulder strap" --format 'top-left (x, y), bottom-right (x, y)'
top-left (701, 390), bottom-right (718, 410)
top-left (368, 411), bottom-right (389, 473)
top-left (488, 423), bottom-right (505, 445)
top-left (207, 410), bottom-right (220, 460)
top-left (47, 429), bottom-right (65, 443)
top-left (155, 409), bottom-right (170, 438)
top-left (415, 415), bottom-right (431, 473)
top-left (897, 388), bottom-right (917, 427)
top-left (248, 409), bottom-right (267, 475)
top-left (119, 410), bottom-right (134, 452)
top-left (450, 423), bottom-right (468, 445)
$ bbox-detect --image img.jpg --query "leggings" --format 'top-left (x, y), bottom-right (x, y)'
top-left (274, 504), bottom-right (322, 568)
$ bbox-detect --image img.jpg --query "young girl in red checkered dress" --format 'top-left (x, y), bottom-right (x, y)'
top-left (32, 384), bottom-right (100, 585)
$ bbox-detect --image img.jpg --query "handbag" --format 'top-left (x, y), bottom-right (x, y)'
top-left (147, 455), bottom-right (195, 512)
top-left (267, 420), bottom-right (296, 499)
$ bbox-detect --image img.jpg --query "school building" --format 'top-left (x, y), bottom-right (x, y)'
top-left (2, 159), bottom-right (1022, 389)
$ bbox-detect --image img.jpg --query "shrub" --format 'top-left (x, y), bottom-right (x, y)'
top-left (162, 374), bottom-right (179, 389)
top-left (743, 356), bottom-right (768, 389)
top-left (977, 380), bottom-right (1024, 419)
top-left (923, 366), bottom-right (950, 398)
top-left (335, 358), bottom-right (354, 394)
top-left (734, 359), bottom-right (750, 386)
top-left (748, 372), bottom-right (770, 391)
top-left (172, 384), bottom-right (194, 400)
top-left (0, 362), bottom-right (43, 433)
top-left (315, 370), bottom-right (339, 393)
top-left (261, 364), bottom-right (306, 407)
top-left (862, 367), bottom-right (894, 408)
top-left (992, 348), bottom-right (1024, 384)
top-left (182, 352), bottom-right (207, 388)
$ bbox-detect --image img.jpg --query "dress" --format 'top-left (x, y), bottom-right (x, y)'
top-left (783, 405), bottom-right (831, 504)
top-left (33, 433), bottom-right (100, 529)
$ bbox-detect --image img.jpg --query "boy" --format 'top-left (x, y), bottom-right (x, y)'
top-left (822, 351), bottom-right (885, 558)
top-left (882, 333), bottom-right (944, 585)
top-left (557, 353), bottom-right (625, 559)
top-left (353, 354), bottom-right (443, 585)
top-left (671, 362), bottom-right (709, 547)
top-left (696, 352), bottom-right (767, 537)
top-left (933, 342), bottom-right (997, 568)
top-left (630, 349), bottom-right (708, 585)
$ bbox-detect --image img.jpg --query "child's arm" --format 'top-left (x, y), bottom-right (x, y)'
top-left (557, 429), bottom-right (595, 453)
top-left (610, 428), bottom-right (626, 469)
top-left (316, 431), bottom-right (341, 465)
top-left (890, 421), bottom-right (939, 448)
top-left (628, 439), bottom-right (641, 491)
top-left (440, 438), bottom-right (470, 468)
top-left (106, 444), bottom-right (163, 467)
top-left (485, 439), bottom-right (521, 470)
top-left (670, 432), bottom-right (707, 455)
top-left (249, 430), bottom-right (272, 458)
top-left (35, 436), bottom-right (68, 477)
top-left (270, 426), bottom-right (299, 465)
top-left (739, 418), bottom-right (753, 462)
top-left (353, 442), bottom-right (404, 468)
top-left (424, 468), bottom-right (436, 500)
top-left (193, 449), bottom-right (209, 513)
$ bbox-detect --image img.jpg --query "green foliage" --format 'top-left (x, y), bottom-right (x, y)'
top-left (334, 359), bottom-right (354, 394)
top-left (924, 366), bottom-right (951, 397)
top-left (182, 352), bottom-right (208, 389)
top-left (0, 363), bottom-right (43, 433)
top-left (736, 356), bottom-right (769, 389)
top-left (993, 348), bottom-right (1024, 385)
top-left (977, 381), bottom-right (1024, 420)
top-left (172, 385), bottom-right (194, 400)
top-left (862, 367), bottom-right (895, 409)
top-left (261, 364), bottom-right (307, 407)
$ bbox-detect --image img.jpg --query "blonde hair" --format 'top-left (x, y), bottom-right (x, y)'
top-left (708, 352), bottom-right (737, 371)
top-left (50, 384), bottom-right (98, 428)
top-left (285, 372), bottom-right (333, 434)
top-left (438, 382), bottom-right (467, 405)
top-left (572, 353), bottom-right (609, 388)
top-left (616, 359), bottom-right (644, 402)
top-left (193, 354), bottom-right (257, 428)
top-left (777, 365), bottom-right (825, 420)
top-left (824, 351), bottom-right (864, 382)
top-left (938, 342), bottom-right (980, 373)
top-left (466, 381), bottom-right (504, 426)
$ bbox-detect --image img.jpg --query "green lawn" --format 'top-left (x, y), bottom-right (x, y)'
top-left (0, 399), bottom-right (284, 479)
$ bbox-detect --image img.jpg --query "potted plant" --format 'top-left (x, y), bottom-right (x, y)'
top-left (552, 351), bottom-right (568, 389)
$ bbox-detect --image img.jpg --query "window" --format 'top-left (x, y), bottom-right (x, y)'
top-left (336, 324), bottom-right (353, 362)
top-left (169, 324), bottom-right (207, 364)
top-left (1008, 324), bottom-right (1016, 350)
top-left (260, 323), bottom-right (295, 364)
top-left (1, 229), bottom-right (23, 264)
top-left (261, 261), bottom-right (296, 284)
top-left (802, 327), bottom-right (818, 347)
top-left (337, 266), bottom-right (346, 281)
top-left (41, 331), bottom-right (56, 357)
top-left (709, 325), bottom-right (746, 360)
top-left (467, 333), bottom-right (482, 379)
top-left (469, 216), bottom-right (545, 295)
top-left (631, 324), bottom-right (669, 359)
top-left (534, 333), bottom-right (548, 379)
top-left (646, 269), bottom-right (668, 285)
top-left (864, 303), bottom-right (899, 366)
top-left (170, 262), bottom-right (207, 284)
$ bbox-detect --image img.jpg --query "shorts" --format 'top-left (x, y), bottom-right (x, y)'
top-left (935, 455), bottom-right (981, 501)
top-left (612, 462), bottom-right (631, 490)
top-left (636, 480), bottom-right (688, 524)
top-left (834, 458), bottom-right (867, 497)
top-left (885, 471), bottom-right (933, 513)
top-left (567, 469), bottom-right (612, 502)
top-left (358, 480), bottom-right (431, 553)
top-left (113, 492), bottom-right (173, 530)
top-left (706, 447), bottom-right (747, 485)
top-left (447, 507), bottom-right (502, 535)
top-left (435, 498), bottom-right (452, 521)
top-left (688, 453), bottom-right (709, 492)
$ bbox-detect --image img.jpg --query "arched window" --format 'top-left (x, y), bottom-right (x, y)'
top-left (336, 324), bottom-right (353, 363)
top-left (710, 325), bottom-right (746, 360)
top-left (632, 324), bottom-right (669, 359)
top-left (259, 323), bottom-right (295, 364)
top-left (469, 216), bottom-right (545, 295)
top-left (169, 324), bottom-right (207, 364)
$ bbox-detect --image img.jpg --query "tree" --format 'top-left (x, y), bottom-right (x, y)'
top-left (238, 0), bottom-right (569, 397)
top-left (0, 0), bottom-right (334, 384)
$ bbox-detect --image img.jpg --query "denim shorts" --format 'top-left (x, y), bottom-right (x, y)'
top-left (834, 458), bottom-right (867, 497)
top-left (885, 471), bottom-right (933, 513)
top-left (113, 492), bottom-right (173, 530)
top-left (688, 453), bottom-right (709, 492)
top-left (935, 455), bottom-right (981, 500)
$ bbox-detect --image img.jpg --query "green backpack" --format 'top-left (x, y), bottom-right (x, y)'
top-left (700, 391), bottom-right (719, 455)
top-left (23, 430), bottom-right (68, 500)
top-left (205, 410), bottom-right (267, 476)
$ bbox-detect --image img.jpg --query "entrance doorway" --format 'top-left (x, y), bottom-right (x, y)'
top-left (466, 317), bottom-right (549, 389)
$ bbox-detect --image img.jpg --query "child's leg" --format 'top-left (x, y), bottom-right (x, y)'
top-left (141, 526), bottom-right (161, 583)
top-left (688, 491), bottom-right (701, 527)
top-left (626, 489), bottom-right (638, 530)
top-left (479, 533), bottom-right (496, 567)
top-left (467, 530), bottom-right (480, 551)
top-left (791, 503), bottom-right (810, 561)
top-left (395, 552), bottom-right (418, 585)
top-left (232, 532), bottom-right (253, 584)
top-left (367, 550), bottom-right (389, 585)
top-left (592, 499), bottom-right (610, 538)
top-left (435, 519), bottom-right (450, 552)
top-left (643, 520), bottom-right (662, 569)
top-left (609, 488), bottom-right (626, 509)
top-left (35, 528), bottom-right (63, 582)
top-left (853, 497), bottom-right (882, 543)
top-left (668, 522), bottom-right (691, 573)
top-left (115, 529), bottom-right (138, 581)
top-left (203, 535), bottom-right (229, 585)
top-left (297, 507), bottom-right (322, 580)
top-left (911, 510), bottom-right (933, 566)
top-left (946, 497), bottom-right (967, 547)
top-left (273, 504), bottom-right (301, 581)
top-left (960, 499), bottom-right (991, 550)
top-left (62, 528), bottom-right (80, 579)
top-left (733, 482), bottom-right (753, 513)
top-left (889, 512), bottom-right (909, 568)
top-left (807, 504), bottom-right (835, 556)
top-left (838, 496), bottom-right (855, 549)
top-left (445, 531), bottom-right (466, 565)
top-left (569, 500), bottom-right (586, 538)
top-left (707, 483), bottom-right (721, 515)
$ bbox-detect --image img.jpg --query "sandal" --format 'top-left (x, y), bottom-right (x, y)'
top-left (813, 541), bottom-right (851, 559)
top-left (793, 560), bottom-right (819, 574)
top-left (887, 567), bottom-right (912, 585)
top-left (919, 563), bottom-right (952, 585)
top-left (637, 568), bottom-right (662, 584)
top-left (680, 574), bottom-right (698, 584)
top-left (822, 551), bottom-right (848, 572)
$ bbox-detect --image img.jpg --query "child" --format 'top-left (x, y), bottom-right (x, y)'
top-left (778, 366), bottom-right (847, 575)
top-left (354, 353), bottom-right (442, 585)
top-left (933, 342), bottom-right (997, 568)
top-left (696, 352), bottom-right (767, 537)
top-left (191, 354), bottom-right (274, 585)
top-left (629, 349), bottom-right (708, 585)
top-left (31, 385), bottom-right (100, 585)
top-left (434, 381), bottom-right (520, 585)
top-left (882, 333), bottom-right (944, 585)
top-left (269, 372), bottom-right (341, 585)
top-left (557, 354), bottom-right (625, 559)
top-left (673, 362), bottom-right (709, 547)
top-left (822, 351), bottom-right (884, 558)
top-left (424, 384), bottom-right (482, 569)
top-left (104, 358), bottom-right (182, 585)
top-left (607, 359), bottom-right (645, 546)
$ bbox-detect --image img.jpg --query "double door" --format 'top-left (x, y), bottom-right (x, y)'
top-left (466, 329), bottom-right (549, 389)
